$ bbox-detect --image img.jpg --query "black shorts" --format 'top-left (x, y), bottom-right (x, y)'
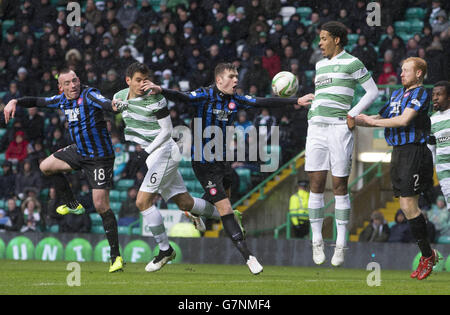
top-left (192, 161), bottom-right (233, 204)
top-left (53, 144), bottom-right (114, 190)
top-left (390, 143), bottom-right (433, 197)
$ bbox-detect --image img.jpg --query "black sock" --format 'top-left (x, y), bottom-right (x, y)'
top-left (222, 213), bottom-right (251, 260)
top-left (408, 214), bottom-right (432, 257)
top-left (52, 173), bottom-right (78, 208)
top-left (100, 209), bottom-right (120, 261)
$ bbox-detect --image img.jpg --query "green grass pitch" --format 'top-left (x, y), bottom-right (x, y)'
top-left (0, 260), bottom-right (449, 295)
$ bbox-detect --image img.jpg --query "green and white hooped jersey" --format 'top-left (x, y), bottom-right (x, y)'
top-left (113, 88), bottom-right (167, 148)
top-left (430, 109), bottom-right (450, 182)
top-left (309, 50), bottom-right (372, 124)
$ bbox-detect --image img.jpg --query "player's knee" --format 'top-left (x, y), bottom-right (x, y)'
top-left (39, 162), bottom-right (53, 176)
top-left (136, 197), bottom-right (151, 212)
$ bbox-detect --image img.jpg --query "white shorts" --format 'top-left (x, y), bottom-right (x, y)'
top-left (139, 140), bottom-right (187, 201)
top-left (304, 123), bottom-right (354, 177)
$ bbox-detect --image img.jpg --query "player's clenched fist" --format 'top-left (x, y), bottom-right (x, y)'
top-left (297, 93), bottom-right (315, 107)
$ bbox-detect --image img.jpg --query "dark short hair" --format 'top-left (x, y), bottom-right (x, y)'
top-left (434, 81), bottom-right (450, 96)
top-left (321, 21), bottom-right (348, 47)
top-left (214, 62), bottom-right (237, 79)
top-left (126, 62), bottom-right (150, 79)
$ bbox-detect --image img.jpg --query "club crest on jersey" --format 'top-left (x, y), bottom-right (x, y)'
top-left (403, 92), bottom-right (410, 98)
top-left (77, 98), bottom-right (83, 105)
top-left (209, 188), bottom-right (217, 196)
top-left (228, 102), bottom-right (236, 110)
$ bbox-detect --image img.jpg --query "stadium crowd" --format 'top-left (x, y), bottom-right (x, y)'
top-left (0, 0), bottom-right (449, 235)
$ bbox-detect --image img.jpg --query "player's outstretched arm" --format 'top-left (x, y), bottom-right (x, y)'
top-left (3, 96), bottom-right (55, 123)
top-left (252, 93), bottom-right (315, 108)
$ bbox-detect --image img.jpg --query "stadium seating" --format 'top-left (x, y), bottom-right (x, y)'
top-left (110, 202), bottom-right (122, 214)
top-left (404, 7), bottom-right (426, 21)
top-left (235, 168), bottom-right (252, 195)
top-left (115, 179), bottom-right (134, 191)
top-left (347, 34), bottom-right (360, 46)
top-left (394, 21), bottom-right (411, 33)
top-left (109, 190), bottom-right (121, 202)
top-left (409, 20), bottom-right (424, 34)
top-left (296, 7), bottom-right (312, 19)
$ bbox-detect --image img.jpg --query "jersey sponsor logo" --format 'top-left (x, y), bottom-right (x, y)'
top-left (437, 135), bottom-right (450, 144)
top-left (212, 108), bottom-right (231, 121)
top-left (245, 95), bottom-right (252, 100)
top-left (66, 108), bottom-right (80, 122)
top-left (315, 77), bottom-right (332, 87)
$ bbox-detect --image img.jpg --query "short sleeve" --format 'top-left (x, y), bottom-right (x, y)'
top-left (406, 87), bottom-right (429, 112)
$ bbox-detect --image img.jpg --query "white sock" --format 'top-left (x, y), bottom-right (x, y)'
top-left (142, 205), bottom-right (169, 251)
top-left (191, 197), bottom-right (220, 220)
top-left (308, 192), bottom-right (324, 244)
top-left (335, 194), bottom-right (351, 248)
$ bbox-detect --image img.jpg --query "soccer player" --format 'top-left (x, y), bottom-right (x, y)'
top-left (356, 57), bottom-right (438, 280)
top-left (428, 81), bottom-right (450, 206)
top-left (112, 62), bottom-right (225, 272)
top-left (296, 21), bottom-right (378, 266)
top-left (146, 62), bottom-right (315, 275)
top-left (3, 69), bottom-right (124, 273)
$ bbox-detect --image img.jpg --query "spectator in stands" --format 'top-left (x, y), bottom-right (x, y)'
top-left (419, 25), bottom-right (433, 48)
top-left (0, 161), bottom-right (16, 200)
top-left (2, 81), bottom-right (21, 106)
top-left (241, 56), bottom-right (271, 96)
top-left (0, 56), bottom-right (11, 92)
top-left (27, 140), bottom-right (47, 171)
top-left (113, 143), bottom-right (129, 181)
top-left (377, 62), bottom-right (397, 85)
top-left (0, 29), bottom-right (18, 61)
top-left (428, 195), bottom-right (450, 239)
top-left (388, 209), bottom-right (414, 243)
top-left (288, 180), bottom-right (310, 238)
top-left (99, 69), bottom-right (124, 100)
top-left (0, 197), bottom-right (23, 232)
top-left (425, 38), bottom-right (448, 83)
top-left (23, 107), bottom-right (44, 143)
top-left (253, 108), bottom-right (277, 144)
top-left (389, 36), bottom-right (406, 72)
top-left (20, 196), bottom-right (41, 232)
top-left (116, 0), bottom-right (139, 31)
top-left (261, 47), bottom-right (281, 79)
top-left (85, 0), bottom-right (102, 27)
top-left (118, 186), bottom-right (140, 226)
top-left (429, 0), bottom-right (447, 30)
top-left (351, 35), bottom-right (378, 71)
top-left (77, 181), bottom-right (95, 214)
top-left (406, 38), bottom-right (419, 58)
top-left (59, 211), bottom-right (92, 233)
top-left (6, 130), bottom-right (29, 165)
top-left (42, 187), bottom-right (61, 228)
top-left (46, 127), bottom-right (68, 154)
top-left (15, 159), bottom-right (42, 199)
top-left (359, 210), bottom-right (390, 242)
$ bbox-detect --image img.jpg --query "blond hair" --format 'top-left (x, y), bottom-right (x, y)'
top-left (402, 57), bottom-right (427, 81)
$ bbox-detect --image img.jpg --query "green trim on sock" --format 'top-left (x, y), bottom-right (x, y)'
top-left (335, 208), bottom-right (351, 221)
top-left (149, 224), bottom-right (166, 236)
top-left (309, 208), bottom-right (324, 220)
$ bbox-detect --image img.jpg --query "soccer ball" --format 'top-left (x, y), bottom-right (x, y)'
top-left (271, 71), bottom-right (298, 97)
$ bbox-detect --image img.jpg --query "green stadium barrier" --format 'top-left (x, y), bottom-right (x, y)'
top-left (6, 236), bottom-right (35, 260)
top-left (445, 255), bottom-right (450, 272)
top-left (412, 250), bottom-right (445, 272)
top-left (0, 238), bottom-right (5, 259)
top-left (94, 239), bottom-right (122, 262)
top-left (153, 241), bottom-right (182, 264)
top-left (64, 238), bottom-right (93, 262)
top-left (123, 240), bottom-right (153, 263)
top-left (35, 237), bottom-right (64, 261)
